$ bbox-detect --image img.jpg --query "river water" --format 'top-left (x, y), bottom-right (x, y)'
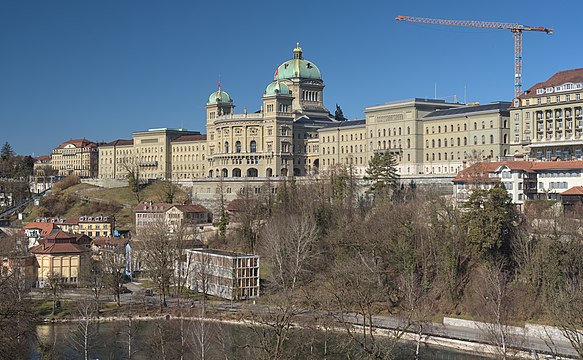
top-left (31, 319), bottom-right (489, 359)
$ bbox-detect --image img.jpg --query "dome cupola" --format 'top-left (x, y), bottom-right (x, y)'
top-left (274, 44), bottom-right (322, 81)
top-left (264, 80), bottom-right (290, 96)
top-left (207, 89), bottom-right (233, 105)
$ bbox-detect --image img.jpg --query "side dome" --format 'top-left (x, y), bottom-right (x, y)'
top-left (264, 81), bottom-right (290, 96)
top-left (274, 45), bottom-right (322, 80)
top-left (207, 89), bottom-right (233, 105)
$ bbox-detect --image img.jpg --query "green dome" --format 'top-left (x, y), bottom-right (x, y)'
top-left (274, 46), bottom-right (322, 80)
top-left (264, 81), bottom-right (290, 96)
top-left (207, 89), bottom-right (233, 104)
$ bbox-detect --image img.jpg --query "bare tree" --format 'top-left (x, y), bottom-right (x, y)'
top-left (68, 298), bottom-right (98, 360)
top-left (158, 179), bottom-right (180, 204)
top-left (214, 176), bottom-right (229, 241)
top-left (139, 219), bottom-right (175, 312)
top-left (44, 271), bottom-right (64, 316)
top-left (260, 212), bottom-right (320, 292)
top-left (101, 245), bottom-right (127, 307)
top-left (554, 278), bottom-right (583, 357)
top-left (475, 262), bottom-right (524, 360)
top-left (0, 269), bottom-right (37, 359)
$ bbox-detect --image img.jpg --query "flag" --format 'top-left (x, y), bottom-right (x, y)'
top-left (274, 68), bottom-right (278, 77)
top-left (218, 80), bottom-right (221, 90)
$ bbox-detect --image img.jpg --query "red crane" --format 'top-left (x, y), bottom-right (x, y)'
top-left (395, 15), bottom-right (553, 99)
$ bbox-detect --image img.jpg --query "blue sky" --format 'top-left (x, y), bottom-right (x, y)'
top-left (0, 0), bottom-right (579, 155)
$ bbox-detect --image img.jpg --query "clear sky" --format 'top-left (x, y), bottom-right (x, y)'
top-left (1, 0), bottom-right (580, 156)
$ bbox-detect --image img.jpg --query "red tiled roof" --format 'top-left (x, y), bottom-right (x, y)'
top-left (531, 160), bottom-right (583, 170)
top-left (34, 155), bottom-right (51, 162)
top-left (519, 68), bottom-right (583, 99)
top-left (31, 242), bottom-right (90, 254)
top-left (173, 134), bottom-right (207, 142)
top-left (171, 204), bottom-right (210, 213)
top-left (23, 222), bottom-right (59, 236)
top-left (454, 160), bottom-right (583, 184)
top-left (561, 186), bottom-right (583, 196)
top-left (56, 138), bottom-right (97, 149)
top-left (453, 162), bottom-right (503, 183)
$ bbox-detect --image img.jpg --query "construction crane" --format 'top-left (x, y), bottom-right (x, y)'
top-left (395, 15), bottom-right (553, 99)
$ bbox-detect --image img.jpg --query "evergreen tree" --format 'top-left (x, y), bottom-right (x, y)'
top-left (364, 152), bottom-right (399, 198)
top-left (0, 142), bottom-right (14, 160)
top-left (462, 187), bottom-right (520, 266)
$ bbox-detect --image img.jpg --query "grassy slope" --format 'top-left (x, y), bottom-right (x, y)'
top-left (23, 182), bottom-right (191, 230)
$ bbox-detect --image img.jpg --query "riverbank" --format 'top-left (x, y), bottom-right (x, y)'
top-left (37, 302), bottom-right (579, 359)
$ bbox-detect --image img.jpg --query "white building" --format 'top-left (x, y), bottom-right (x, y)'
top-left (454, 160), bottom-right (583, 209)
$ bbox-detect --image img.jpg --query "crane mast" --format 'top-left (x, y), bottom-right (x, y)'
top-left (395, 15), bottom-right (553, 99)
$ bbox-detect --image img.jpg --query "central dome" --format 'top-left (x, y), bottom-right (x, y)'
top-left (274, 45), bottom-right (322, 81)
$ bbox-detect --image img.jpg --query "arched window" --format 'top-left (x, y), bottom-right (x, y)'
top-left (235, 141), bottom-right (241, 153)
top-left (407, 139), bottom-right (410, 148)
top-left (482, 121), bottom-right (485, 129)
top-left (432, 139), bottom-right (435, 148)
top-left (464, 137), bottom-right (468, 146)
top-left (490, 135), bottom-right (494, 144)
top-left (250, 140), bottom-right (257, 153)
top-left (474, 122), bottom-right (477, 130)
top-left (490, 120), bottom-right (494, 128)
top-left (474, 136), bottom-right (478, 145)
top-left (224, 141), bottom-right (229, 153)
top-left (481, 135), bottom-right (485, 144)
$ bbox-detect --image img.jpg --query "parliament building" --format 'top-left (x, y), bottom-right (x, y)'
top-left (83, 45), bottom-right (512, 193)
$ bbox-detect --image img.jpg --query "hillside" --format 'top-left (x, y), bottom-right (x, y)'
top-left (23, 181), bottom-right (191, 231)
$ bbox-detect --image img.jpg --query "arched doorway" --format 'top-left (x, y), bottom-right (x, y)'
top-left (208, 170), bottom-right (213, 177)
top-left (266, 168), bottom-right (273, 177)
top-left (232, 168), bottom-right (241, 177)
top-left (293, 168), bottom-right (301, 176)
top-left (221, 168), bottom-right (228, 177)
top-left (247, 168), bottom-right (258, 177)
top-left (281, 168), bottom-right (288, 177)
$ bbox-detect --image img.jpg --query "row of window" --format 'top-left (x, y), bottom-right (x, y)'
top-left (219, 141), bottom-right (258, 153)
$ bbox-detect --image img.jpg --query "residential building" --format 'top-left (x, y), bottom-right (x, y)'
top-left (27, 216), bottom-right (115, 239)
top-left (134, 202), bottom-right (172, 235)
top-left (454, 160), bottom-right (583, 209)
top-left (23, 221), bottom-right (60, 248)
top-left (165, 204), bottom-right (211, 231)
top-left (50, 139), bottom-right (101, 178)
top-left (185, 249), bottom-right (259, 300)
top-left (511, 68), bottom-right (583, 159)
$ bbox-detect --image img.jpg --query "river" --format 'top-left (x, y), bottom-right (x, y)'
top-left (30, 319), bottom-right (489, 359)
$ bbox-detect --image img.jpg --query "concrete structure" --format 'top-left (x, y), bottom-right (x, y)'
top-left (511, 68), bottom-right (583, 159)
top-left (185, 248), bottom-right (259, 300)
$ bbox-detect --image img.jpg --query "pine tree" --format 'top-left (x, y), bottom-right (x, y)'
top-left (1, 142), bottom-right (14, 161)
top-left (364, 152), bottom-right (399, 198)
